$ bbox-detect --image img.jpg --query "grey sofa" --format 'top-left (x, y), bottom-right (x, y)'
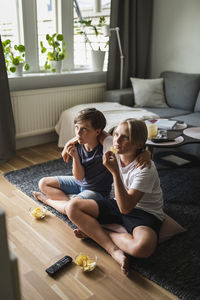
top-left (105, 71), bottom-right (200, 158)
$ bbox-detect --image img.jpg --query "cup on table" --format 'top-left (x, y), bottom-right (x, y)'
top-left (147, 123), bottom-right (158, 139)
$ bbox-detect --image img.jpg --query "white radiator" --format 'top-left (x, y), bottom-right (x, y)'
top-left (11, 83), bottom-right (106, 139)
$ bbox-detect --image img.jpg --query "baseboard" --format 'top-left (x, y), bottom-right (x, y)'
top-left (16, 131), bottom-right (59, 149)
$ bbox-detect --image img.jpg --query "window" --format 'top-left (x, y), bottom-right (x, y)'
top-left (0, 0), bottom-right (23, 45)
top-left (36, 0), bottom-right (57, 69)
top-left (0, 0), bottom-right (111, 76)
top-left (74, 0), bottom-right (110, 70)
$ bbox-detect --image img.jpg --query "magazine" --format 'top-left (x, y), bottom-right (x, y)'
top-left (154, 119), bottom-right (177, 130)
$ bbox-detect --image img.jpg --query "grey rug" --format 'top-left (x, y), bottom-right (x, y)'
top-left (4, 158), bottom-right (200, 300)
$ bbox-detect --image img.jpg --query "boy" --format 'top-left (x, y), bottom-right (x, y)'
top-left (33, 108), bottom-right (114, 212)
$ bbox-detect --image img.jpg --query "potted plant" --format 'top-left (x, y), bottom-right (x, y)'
top-left (40, 33), bottom-right (67, 73)
top-left (2, 39), bottom-right (30, 76)
top-left (75, 16), bottom-right (109, 71)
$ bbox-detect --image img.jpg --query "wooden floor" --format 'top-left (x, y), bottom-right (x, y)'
top-left (0, 142), bottom-right (179, 300)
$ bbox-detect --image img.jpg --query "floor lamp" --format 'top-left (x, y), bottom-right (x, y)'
top-left (103, 25), bottom-right (124, 89)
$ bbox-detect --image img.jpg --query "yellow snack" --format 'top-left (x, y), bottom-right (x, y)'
top-left (75, 254), bottom-right (97, 271)
top-left (31, 207), bottom-right (46, 219)
top-left (110, 146), bottom-right (118, 154)
top-left (75, 254), bottom-right (89, 266)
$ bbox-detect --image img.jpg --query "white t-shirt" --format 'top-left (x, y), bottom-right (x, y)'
top-left (103, 136), bottom-right (164, 221)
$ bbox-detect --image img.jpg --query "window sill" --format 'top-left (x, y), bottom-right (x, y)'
top-left (8, 69), bottom-right (107, 92)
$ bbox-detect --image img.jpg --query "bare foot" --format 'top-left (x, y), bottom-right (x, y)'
top-left (33, 191), bottom-right (48, 204)
top-left (73, 228), bottom-right (88, 239)
top-left (111, 248), bottom-right (130, 275)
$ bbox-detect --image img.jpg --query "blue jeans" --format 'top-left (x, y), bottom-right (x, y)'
top-left (57, 176), bottom-right (106, 200)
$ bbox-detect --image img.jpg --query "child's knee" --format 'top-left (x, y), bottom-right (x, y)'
top-left (66, 198), bottom-right (82, 220)
top-left (38, 177), bottom-right (46, 190)
top-left (129, 241), bottom-right (156, 258)
top-left (38, 176), bottom-right (58, 191)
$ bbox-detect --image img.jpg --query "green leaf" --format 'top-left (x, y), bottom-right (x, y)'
top-left (47, 52), bottom-right (54, 61)
top-left (18, 45), bottom-right (26, 52)
top-left (5, 39), bottom-right (11, 45)
top-left (44, 61), bottom-right (50, 70)
top-left (58, 53), bottom-right (65, 60)
top-left (24, 64), bottom-right (30, 71)
top-left (54, 41), bottom-right (60, 47)
top-left (13, 57), bottom-right (20, 65)
top-left (10, 66), bottom-right (16, 73)
top-left (52, 50), bottom-right (58, 59)
top-left (57, 34), bottom-right (63, 41)
top-left (99, 16), bottom-right (106, 26)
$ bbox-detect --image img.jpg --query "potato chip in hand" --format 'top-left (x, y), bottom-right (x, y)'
top-left (110, 146), bottom-right (118, 154)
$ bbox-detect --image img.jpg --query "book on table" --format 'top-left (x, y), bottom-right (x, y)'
top-left (154, 119), bottom-right (177, 130)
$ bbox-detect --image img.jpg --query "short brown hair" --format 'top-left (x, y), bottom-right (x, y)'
top-left (118, 118), bottom-right (147, 149)
top-left (74, 108), bottom-right (106, 131)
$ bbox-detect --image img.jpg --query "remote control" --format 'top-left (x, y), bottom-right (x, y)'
top-left (46, 255), bottom-right (72, 276)
top-left (151, 138), bottom-right (175, 143)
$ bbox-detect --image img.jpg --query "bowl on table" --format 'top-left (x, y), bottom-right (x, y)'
top-left (29, 206), bottom-right (47, 219)
top-left (75, 252), bottom-right (97, 272)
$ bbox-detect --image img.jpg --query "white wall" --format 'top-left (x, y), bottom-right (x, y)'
top-left (151, 0), bottom-right (200, 77)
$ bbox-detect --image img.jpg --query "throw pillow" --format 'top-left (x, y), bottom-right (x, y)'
top-left (130, 77), bottom-right (168, 108)
top-left (103, 213), bottom-right (185, 244)
top-left (159, 214), bottom-right (186, 243)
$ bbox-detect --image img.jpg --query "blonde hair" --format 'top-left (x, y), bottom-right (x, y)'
top-left (118, 118), bottom-right (147, 149)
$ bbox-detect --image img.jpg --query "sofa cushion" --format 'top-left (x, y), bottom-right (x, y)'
top-left (161, 71), bottom-right (200, 111)
top-left (171, 112), bottom-right (200, 127)
top-left (143, 107), bottom-right (190, 119)
top-left (104, 88), bottom-right (134, 107)
top-left (130, 77), bottom-right (168, 108)
top-left (194, 91), bottom-right (200, 112)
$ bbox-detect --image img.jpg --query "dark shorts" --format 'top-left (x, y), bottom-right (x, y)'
top-left (94, 198), bottom-right (162, 238)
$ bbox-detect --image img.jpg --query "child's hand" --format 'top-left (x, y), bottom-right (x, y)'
top-left (135, 149), bottom-right (151, 169)
top-left (62, 145), bottom-right (71, 162)
top-left (62, 138), bottom-right (78, 162)
top-left (62, 151), bottom-right (71, 163)
top-left (103, 151), bottom-right (119, 174)
top-left (66, 143), bottom-right (78, 159)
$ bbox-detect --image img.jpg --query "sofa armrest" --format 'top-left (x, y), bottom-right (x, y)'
top-left (104, 88), bottom-right (134, 107)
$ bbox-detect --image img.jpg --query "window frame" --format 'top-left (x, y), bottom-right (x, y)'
top-left (21, 0), bottom-right (74, 73)
top-left (7, 0), bottom-right (107, 91)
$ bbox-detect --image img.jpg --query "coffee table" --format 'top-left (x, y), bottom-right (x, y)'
top-left (146, 125), bottom-right (200, 160)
